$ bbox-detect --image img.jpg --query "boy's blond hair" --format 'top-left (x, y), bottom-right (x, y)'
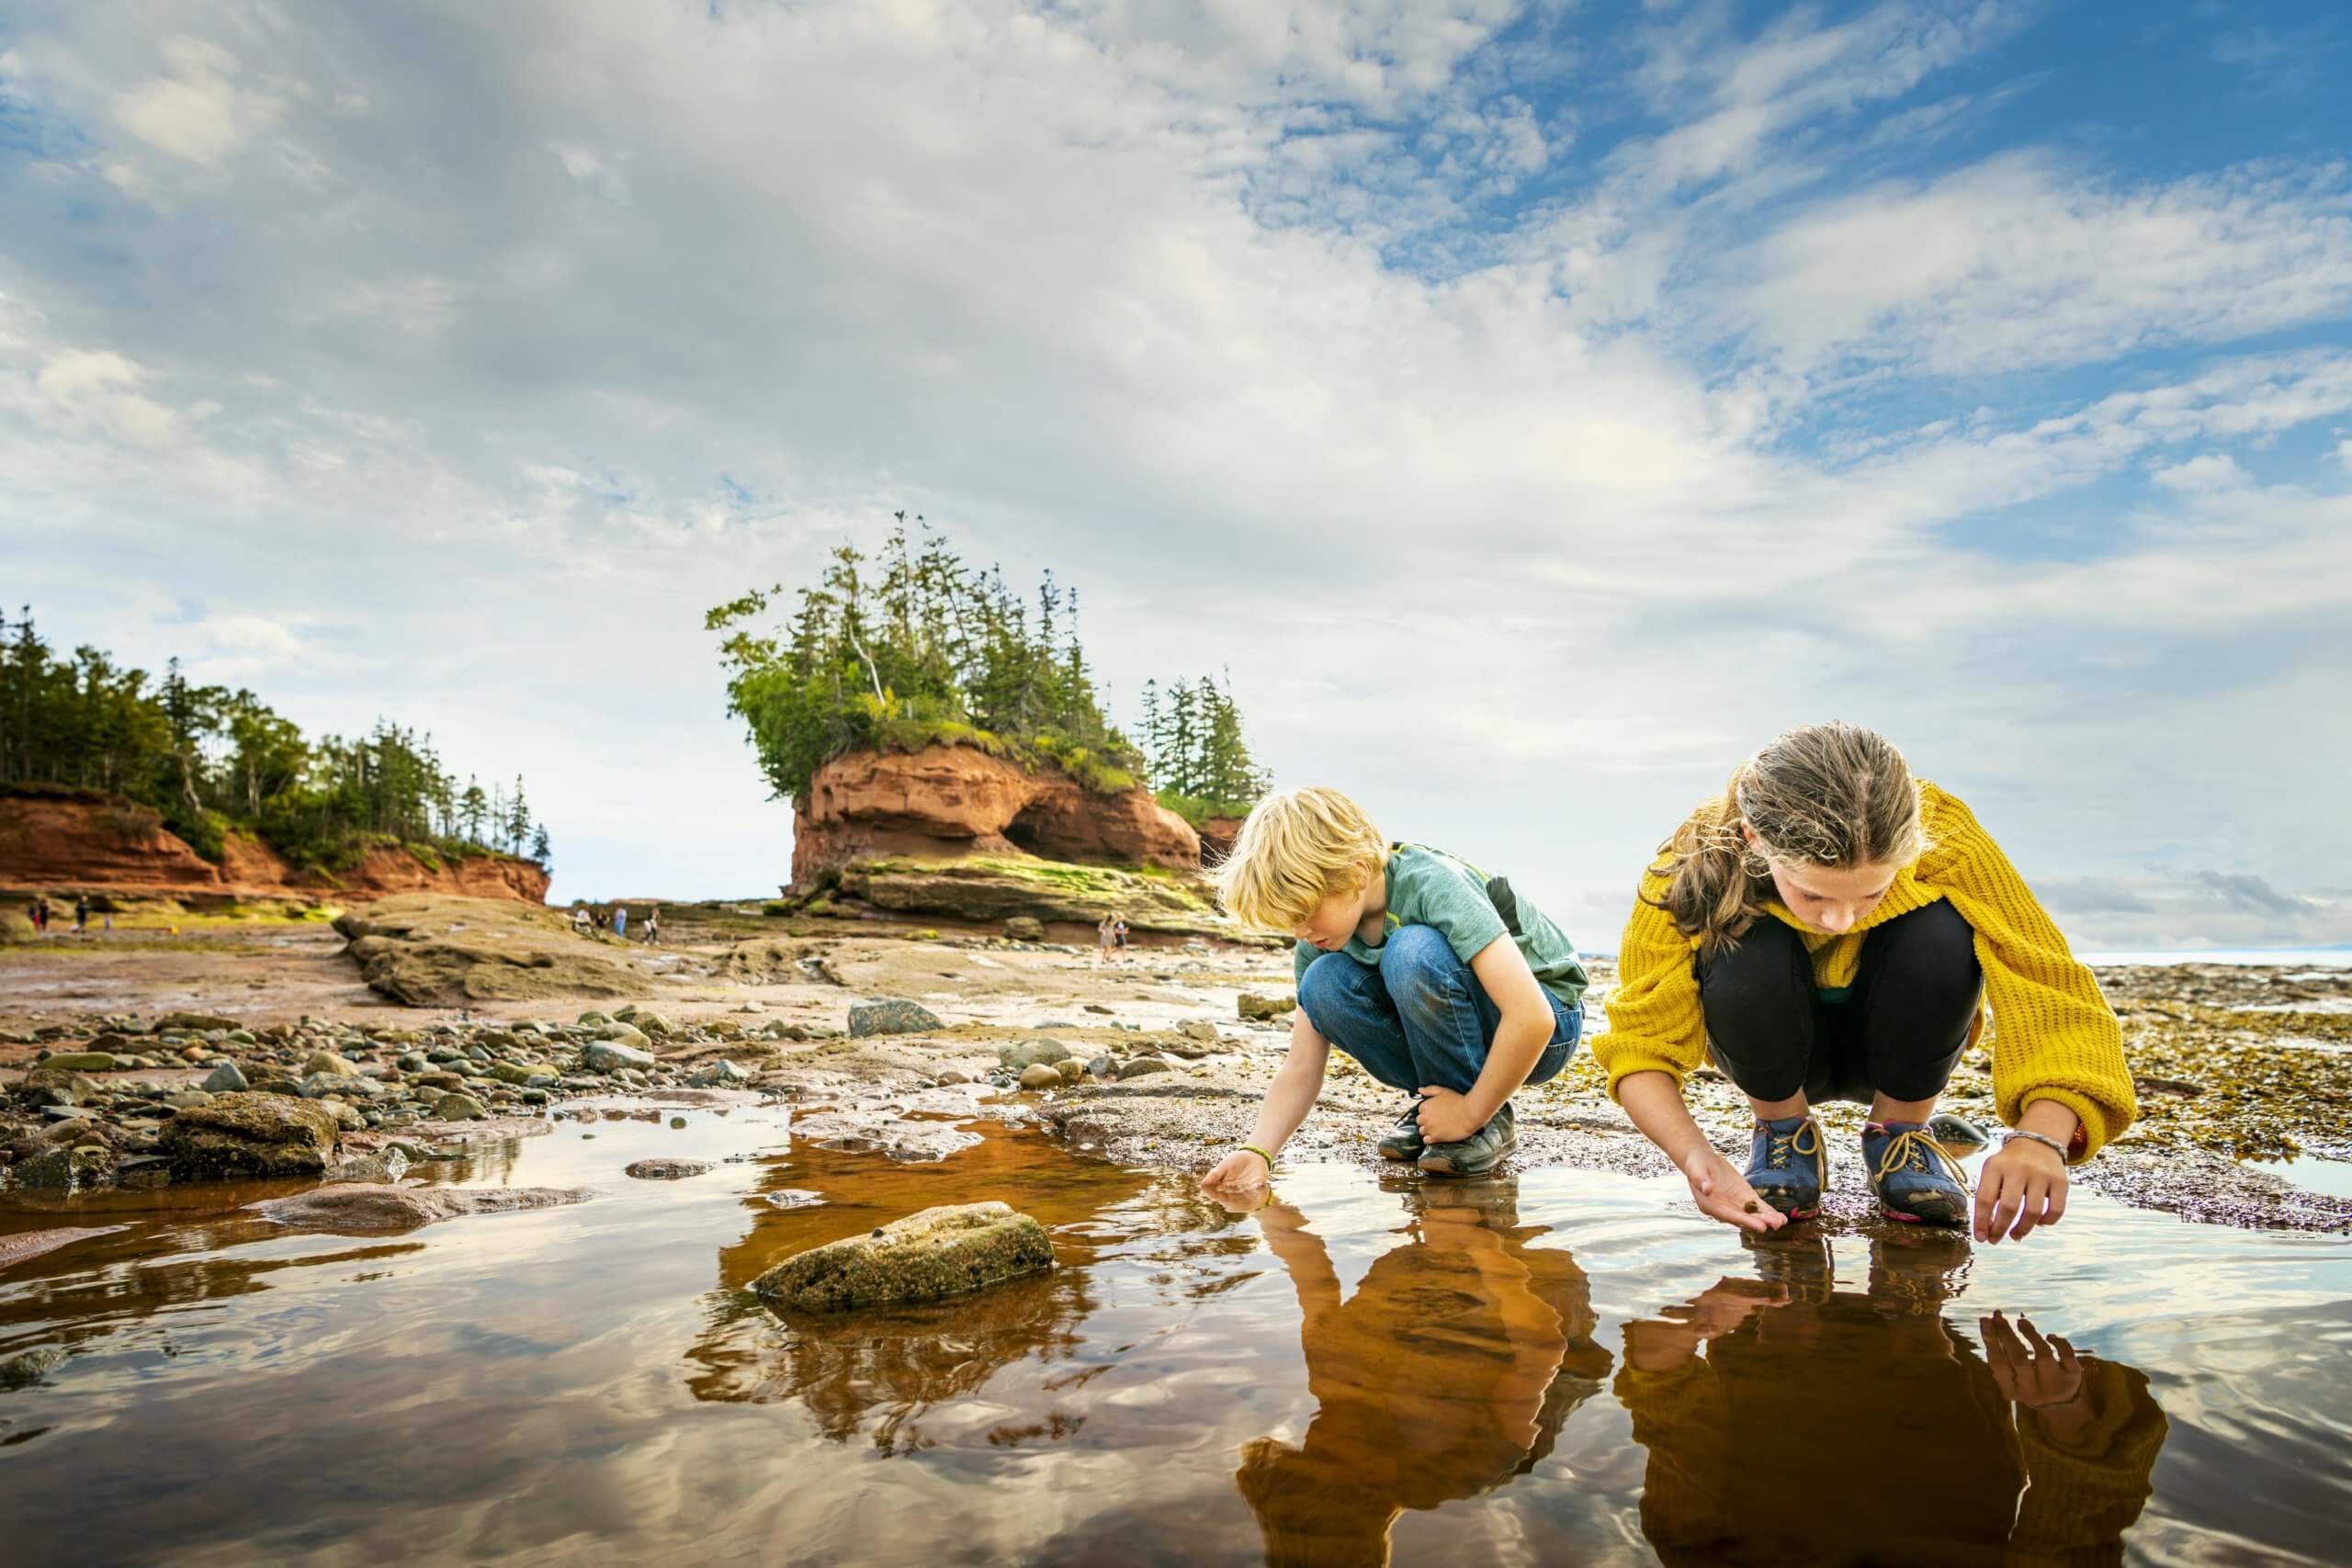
top-left (1213, 786), bottom-right (1387, 932)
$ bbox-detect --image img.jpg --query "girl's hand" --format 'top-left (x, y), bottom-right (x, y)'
top-left (1981, 1312), bottom-right (2084, 1408)
top-left (1200, 1148), bottom-right (1272, 1192)
top-left (1679, 1145), bottom-right (1789, 1234)
top-left (1974, 1136), bottom-right (2068, 1244)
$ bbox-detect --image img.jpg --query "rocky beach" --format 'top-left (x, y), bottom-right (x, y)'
top-left (6, 894), bottom-right (2347, 1234)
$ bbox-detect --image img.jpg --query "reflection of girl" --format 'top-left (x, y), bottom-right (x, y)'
top-left (1233, 1184), bottom-right (1612, 1566)
top-left (1592, 723), bottom-right (2136, 1241)
top-left (1618, 1237), bottom-right (2167, 1564)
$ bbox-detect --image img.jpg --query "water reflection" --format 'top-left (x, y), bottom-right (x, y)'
top-left (1617, 1229), bottom-right (2168, 1565)
top-left (684, 1119), bottom-right (1159, 1452)
top-left (1229, 1177), bottom-right (1611, 1566)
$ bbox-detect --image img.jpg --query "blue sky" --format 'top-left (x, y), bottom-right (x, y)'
top-left (1, 1), bottom-right (2347, 949)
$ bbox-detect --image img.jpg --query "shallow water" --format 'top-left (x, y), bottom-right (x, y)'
top-left (3, 1105), bottom-right (2348, 1566)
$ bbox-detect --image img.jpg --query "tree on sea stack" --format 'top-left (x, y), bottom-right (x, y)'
top-left (707, 518), bottom-right (1168, 803)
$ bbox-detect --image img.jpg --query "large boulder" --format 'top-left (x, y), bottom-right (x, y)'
top-left (998, 1038), bottom-right (1074, 1072)
top-left (582, 1039), bottom-right (655, 1073)
top-left (848, 998), bottom-right (944, 1037)
top-left (17, 1067), bottom-right (100, 1110)
top-left (1238, 992), bottom-right (1295, 1022)
top-left (752, 1201), bottom-right (1053, 1312)
top-left (162, 1093), bottom-right (341, 1178)
top-left (37, 1052), bottom-right (120, 1074)
top-left (9, 1145), bottom-right (118, 1191)
top-left (246, 1185), bottom-right (592, 1234)
top-left (334, 894), bottom-right (650, 1007)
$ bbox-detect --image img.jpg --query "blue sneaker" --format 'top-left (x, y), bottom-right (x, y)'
top-left (1863, 1120), bottom-right (1972, 1226)
top-left (1745, 1114), bottom-right (1826, 1220)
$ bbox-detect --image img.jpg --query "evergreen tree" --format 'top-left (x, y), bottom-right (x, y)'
top-left (0, 603), bottom-right (539, 873)
top-left (709, 520), bottom-right (1145, 803)
top-left (506, 775), bottom-right (532, 854)
top-left (458, 776), bottom-right (490, 844)
top-left (529, 821), bottom-right (551, 866)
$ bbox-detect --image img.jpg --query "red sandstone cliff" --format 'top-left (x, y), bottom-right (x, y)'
top-left (0, 794), bottom-right (549, 904)
top-left (791, 744), bottom-right (1199, 888)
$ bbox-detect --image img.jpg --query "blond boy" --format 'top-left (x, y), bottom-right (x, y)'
top-left (1204, 787), bottom-right (1589, 1185)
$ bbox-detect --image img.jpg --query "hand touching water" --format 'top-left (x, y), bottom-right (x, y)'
top-left (1679, 1145), bottom-right (1789, 1235)
top-left (1200, 1148), bottom-right (1272, 1192)
top-left (1974, 1135), bottom-right (2068, 1244)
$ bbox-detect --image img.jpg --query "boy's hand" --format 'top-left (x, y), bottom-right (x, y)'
top-left (1200, 1148), bottom-right (1272, 1191)
top-left (1679, 1145), bottom-right (1789, 1234)
top-left (1415, 1087), bottom-right (1483, 1145)
top-left (1974, 1136), bottom-right (2068, 1244)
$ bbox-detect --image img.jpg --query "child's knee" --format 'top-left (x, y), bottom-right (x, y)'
top-left (1295, 950), bottom-right (1359, 1027)
top-left (1376, 925), bottom-right (1465, 1014)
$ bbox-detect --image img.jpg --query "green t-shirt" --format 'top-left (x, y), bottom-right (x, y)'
top-left (1291, 843), bottom-right (1589, 1009)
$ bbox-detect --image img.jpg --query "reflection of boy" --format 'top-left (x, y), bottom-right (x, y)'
top-left (1235, 1184), bottom-right (1612, 1566)
top-left (1617, 1239), bottom-right (2166, 1564)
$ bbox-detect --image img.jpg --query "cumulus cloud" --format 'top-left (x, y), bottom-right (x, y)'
top-left (0, 0), bottom-right (2345, 939)
top-left (1731, 155), bottom-right (2352, 377)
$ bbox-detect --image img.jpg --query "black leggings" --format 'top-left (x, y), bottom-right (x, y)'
top-left (1701, 900), bottom-right (1982, 1108)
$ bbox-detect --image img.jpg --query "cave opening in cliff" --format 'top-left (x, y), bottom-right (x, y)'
top-left (1001, 807), bottom-right (1051, 857)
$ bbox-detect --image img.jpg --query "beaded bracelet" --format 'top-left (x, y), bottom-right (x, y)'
top-left (2001, 1129), bottom-right (2069, 1160)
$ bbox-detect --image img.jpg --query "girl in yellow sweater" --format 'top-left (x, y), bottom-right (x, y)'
top-left (1591, 721), bottom-right (2136, 1242)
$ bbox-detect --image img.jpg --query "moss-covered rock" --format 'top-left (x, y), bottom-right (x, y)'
top-left (844, 854), bottom-right (1236, 937)
top-left (752, 1201), bottom-right (1053, 1312)
top-left (334, 894), bottom-right (652, 1008)
top-left (161, 1092), bottom-right (340, 1178)
top-left (39, 1051), bottom-right (122, 1073)
top-left (10, 1145), bottom-right (118, 1191)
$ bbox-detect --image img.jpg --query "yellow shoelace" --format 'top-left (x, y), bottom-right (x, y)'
top-left (1769, 1119), bottom-right (1822, 1166)
top-left (1872, 1125), bottom-right (1972, 1193)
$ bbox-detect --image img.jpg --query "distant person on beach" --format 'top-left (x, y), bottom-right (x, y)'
top-left (1589, 722), bottom-right (2136, 1243)
top-left (29, 897), bottom-right (46, 935)
top-left (1112, 916), bottom-right (1129, 957)
top-left (1095, 916), bottom-right (1114, 964)
top-left (643, 906), bottom-right (661, 945)
top-left (614, 905), bottom-right (628, 939)
top-left (73, 895), bottom-right (90, 936)
top-left (1201, 786), bottom-right (1589, 1184)
top-left (571, 907), bottom-right (592, 935)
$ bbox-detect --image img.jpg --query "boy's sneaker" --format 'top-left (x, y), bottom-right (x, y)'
top-left (1417, 1102), bottom-right (1516, 1178)
top-left (1376, 1100), bottom-right (1426, 1162)
top-left (1863, 1120), bottom-right (1972, 1226)
top-left (1746, 1114), bottom-right (1827, 1220)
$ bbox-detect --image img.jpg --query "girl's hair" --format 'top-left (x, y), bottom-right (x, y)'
top-left (1650, 722), bottom-right (1925, 957)
top-left (1213, 786), bottom-right (1386, 932)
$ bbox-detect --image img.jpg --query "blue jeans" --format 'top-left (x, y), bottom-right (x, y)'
top-left (1297, 924), bottom-right (1582, 1098)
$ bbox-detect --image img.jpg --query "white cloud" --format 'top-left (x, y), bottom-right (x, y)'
top-left (0, 1), bottom-right (2346, 939)
top-left (1732, 154), bottom-right (2352, 376)
top-left (110, 34), bottom-right (288, 168)
top-left (2151, 453), bottom-right (2250, 492)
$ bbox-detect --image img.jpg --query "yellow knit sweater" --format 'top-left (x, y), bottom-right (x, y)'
top-left (1589, 783), bottom-right (2137, 1160)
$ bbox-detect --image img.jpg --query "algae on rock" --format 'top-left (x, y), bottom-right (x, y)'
top-left (752, 1201), bottom-right (1053, 1311)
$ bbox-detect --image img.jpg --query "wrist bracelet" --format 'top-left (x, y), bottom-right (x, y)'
top-left (2002, 1129), bottom-right (2069, 1160)
top-left (1238, 1144), bottom-right (1275, 1170)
